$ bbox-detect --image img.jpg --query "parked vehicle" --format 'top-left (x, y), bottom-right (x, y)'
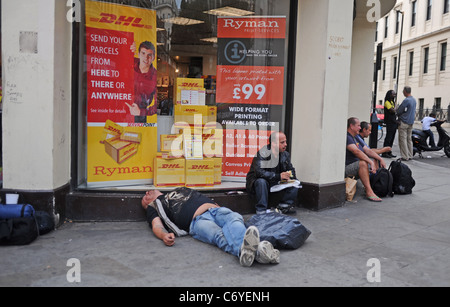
top-left (412, 120), bottom-right (450, 158)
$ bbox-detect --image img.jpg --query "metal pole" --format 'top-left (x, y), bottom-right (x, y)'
top-left (395, 10), bottom-right (404, 101)
top-left (369, 43), bottom-right (383, 149)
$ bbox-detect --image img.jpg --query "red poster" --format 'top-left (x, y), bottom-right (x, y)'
top-left (216, 65), bottom-right (284, 105)
top-left (217, 16), bottom-right (287, 179)
top-left (86, 27), bottom-right (135, 123)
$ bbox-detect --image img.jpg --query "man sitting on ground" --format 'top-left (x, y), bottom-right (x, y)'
top-left (358, 121), bottom-right (392, 156)
top-left (346, 117), bottom-right (387, 202)
top-left (141, 187), bottom-right (280, 267)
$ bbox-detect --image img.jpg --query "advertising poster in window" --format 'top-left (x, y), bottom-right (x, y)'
top-left (216, 16), bottom-right (286, 180)
top-left (85, 0), bottom-right (157, 187)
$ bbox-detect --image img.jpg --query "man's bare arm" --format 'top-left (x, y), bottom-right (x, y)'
top-left (151, 217), bottom-right (175, 246)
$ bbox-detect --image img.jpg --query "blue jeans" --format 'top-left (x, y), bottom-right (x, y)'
top-left (189, 207), bottom-right (246, 257)
top-left (252, 178), bottom-right (299, 213)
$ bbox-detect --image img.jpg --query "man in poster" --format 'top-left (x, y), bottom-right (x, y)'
top-left (127, 41), bottom-right (158, 123)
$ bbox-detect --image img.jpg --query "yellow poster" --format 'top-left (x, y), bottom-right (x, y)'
top-left (85, 0), bottom-right (158, 186)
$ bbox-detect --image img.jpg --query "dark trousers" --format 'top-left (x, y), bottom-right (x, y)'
top-left (423, 129), bottom-right (436, 147)
top-left (383, 122), bottom-right (398, 149)
top-left (251, 178), bottom-right (299, 213)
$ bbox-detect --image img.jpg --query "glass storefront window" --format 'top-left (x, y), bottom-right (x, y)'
top-left (75, 0), bottom-right (293, 190)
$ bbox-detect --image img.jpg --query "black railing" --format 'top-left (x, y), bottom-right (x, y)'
top-left (416, 107), bottom-right (450, 122)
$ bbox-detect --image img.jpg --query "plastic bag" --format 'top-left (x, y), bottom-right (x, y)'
top-left (245, 212), bottom-right (311, 250)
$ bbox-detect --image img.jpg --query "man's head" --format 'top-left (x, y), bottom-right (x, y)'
top-left (138, 41), bottom-right (156, 68)
top-left (270, 132), bottom-right (288, 154)
top-left (403, 86), bottom-right (412, 97)
top-left (359, 121), bottom-right (372, 138)
top-left (430, 113), bottom-right (436, 118)
top-left (141, 190), bottom-right (163, 210)
top-left (347, 117), bottom-right (361, 136)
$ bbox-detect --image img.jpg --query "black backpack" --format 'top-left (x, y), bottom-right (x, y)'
top-left (0, 217), bottom-right (39, 246)
top-left (370, 168), bottom-right (394, 198)
top-left (389, 159), bottom-right (416, 194)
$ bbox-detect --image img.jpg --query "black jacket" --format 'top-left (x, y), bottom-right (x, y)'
top-left (246, 145), bottom-right (297, 192)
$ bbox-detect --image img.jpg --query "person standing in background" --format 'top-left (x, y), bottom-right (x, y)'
top-left (382, 90), bottom-right (397, 158)
top-left (397, 86), bottom-right (417, 161)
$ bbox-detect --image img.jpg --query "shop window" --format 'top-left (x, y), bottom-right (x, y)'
top-left (74, 0), bottom-right (293, 189)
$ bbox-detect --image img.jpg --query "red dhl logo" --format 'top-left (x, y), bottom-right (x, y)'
top-left (191, 165), bottom-right (213, 170)
top-left (184, 109), bottom-right (199, 112)
top-left (181, 82), bottom-right (202, 87)
top-left (161, 164), bottom-right (183, 169)
top-left (106, 126), bottom-right (121, 134)
top-left (91, 13), bottom-right (153, 29)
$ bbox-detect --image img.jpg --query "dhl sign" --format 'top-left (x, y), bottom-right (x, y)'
top-left (190, 164), bottom-right (213, 170)
top-left (90, 13), bottom-right (153, 29)
top-left (85, 0), bottom-right (156, 33)
top-left (161, 164), bottom-right (184, 169)
top-left (180, 82), bottom-right (203, 88)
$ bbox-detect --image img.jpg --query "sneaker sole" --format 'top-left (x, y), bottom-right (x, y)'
top-left (239, 226), bottom-right (260, 267)
top-left (256, 241), bottom-right (280, 264)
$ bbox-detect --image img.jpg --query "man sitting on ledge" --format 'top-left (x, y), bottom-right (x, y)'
top-left (141, 187), bottom-right (280, 267)
top-left (246, 132), bottom-right (300, 214)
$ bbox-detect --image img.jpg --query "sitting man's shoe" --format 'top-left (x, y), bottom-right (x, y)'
top-left (239, 226), bottom-right (260, 267)
top-left (277, 203), bottom-right (296, 214)
top-left (255, 241), bottom-right (280, 264)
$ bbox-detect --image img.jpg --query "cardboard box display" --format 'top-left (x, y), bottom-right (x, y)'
top-left (185, 159), bottom-right (215, 187)
top-left (154, 157), bottom-right (185, 187)
top-left (120, 131), bottom-right (142, 144)
top-left (175, 78), bottom-right (205, 105)
top-left (184, 134), bottom-right (203, 160)
top-left (100, 120), bottom-right (124, 144)
top-left (104, 139), bottom-right (139, 164)
top-left (203, 132), bottom-right (223, 158)
top-left (212, 157), bottom-right (223, 185)
top-left (160, 134), bottom-right (183, 153)
top-left (174, 105), bottom-right (217, 126)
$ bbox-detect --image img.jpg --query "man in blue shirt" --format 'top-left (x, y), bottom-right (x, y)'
top-left (345, 117), bottom-right (386, 202)
top-left (397, 86), bottom-right (417, 161)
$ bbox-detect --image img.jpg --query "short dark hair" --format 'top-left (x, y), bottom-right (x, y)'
top-left (360, 121), bottom-right (370, 131)
top-left (347, 117), bottom-right (358, 128)
top-left (139, 41), bottom-right (156, 54)
top-left (403, 86), bottom-right (412, 94)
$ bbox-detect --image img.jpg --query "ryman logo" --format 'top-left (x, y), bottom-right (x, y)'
top-left (222, 19), bottom-right (280, 30)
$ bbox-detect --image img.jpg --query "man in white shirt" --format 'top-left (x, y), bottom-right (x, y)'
top-left (421, 113), bottom-right (437, 147)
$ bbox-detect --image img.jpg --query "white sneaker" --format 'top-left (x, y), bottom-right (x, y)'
top-left (239, 226), bottom-right (260, 267)
top-left (256, 241), bottom-right (280, 264)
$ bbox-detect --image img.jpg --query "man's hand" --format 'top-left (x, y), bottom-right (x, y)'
top-left (280, 172), bottom-right (291, 181)
top-left (126, 102), bottom-right (141, 116)
top-left (162, 233), bottom-right (175, 247)
top-left (369, 160), bottom-right (377, 174)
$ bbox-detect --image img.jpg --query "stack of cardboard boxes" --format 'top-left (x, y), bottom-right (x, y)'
top-left (154, 81), bottom-right (223, 187)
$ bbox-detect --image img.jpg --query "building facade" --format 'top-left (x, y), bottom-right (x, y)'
top-left (1, 0), bottom-right (397, 223)
top-left (375, 0), bottom-right (450, 115)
